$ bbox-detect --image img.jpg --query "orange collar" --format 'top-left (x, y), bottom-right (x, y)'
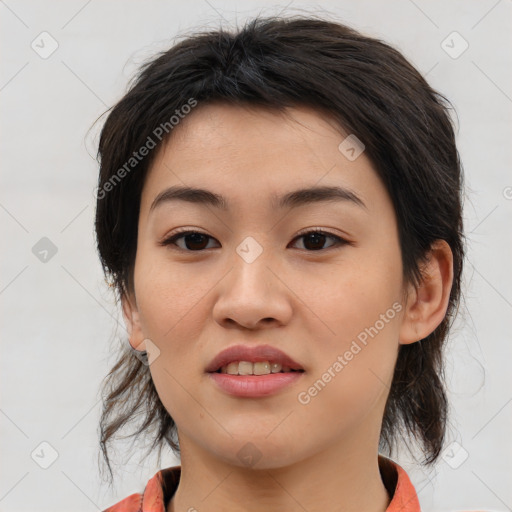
top-left (103, 455), bottom-right (420, 512)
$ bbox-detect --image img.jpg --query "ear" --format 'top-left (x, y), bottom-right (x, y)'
top-left (121, 291), bottom-right (146, 352)
top-left (399, 240), bottom-right (454, 345)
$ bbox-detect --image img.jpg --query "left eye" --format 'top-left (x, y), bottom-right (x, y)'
top-left (291, 230), bottom-right (348, 251)
top-left (160, 230), bottom-right (349, 252)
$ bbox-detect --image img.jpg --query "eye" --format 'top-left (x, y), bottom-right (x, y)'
top-left (160, 229), bottom-right (350, 252)
top-left (160, 230), bottom-right (219, 251)
top-left (289, 229), bottom-right (349, 251)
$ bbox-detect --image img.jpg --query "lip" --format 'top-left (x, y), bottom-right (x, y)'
top-left (205, 344), bottom-right (304, 373)
top-left (208, 372), bottom-right (304, 398)
top-left (205, 344), bottom-right (304, 398)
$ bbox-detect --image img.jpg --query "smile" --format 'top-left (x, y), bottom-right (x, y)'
top-left (216, 361), bottom-right (304, 375)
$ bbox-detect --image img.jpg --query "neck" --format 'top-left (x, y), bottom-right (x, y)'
top-left (167, 425), bottom-right (390, 512)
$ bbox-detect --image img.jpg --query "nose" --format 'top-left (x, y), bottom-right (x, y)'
top-left (212, 246), bottom-right (293, 330)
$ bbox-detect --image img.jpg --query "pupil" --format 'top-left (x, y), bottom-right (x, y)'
top-left (305, 232), bottom-right (325, 250)
top-left (186, 233), bottom-right (207, 250)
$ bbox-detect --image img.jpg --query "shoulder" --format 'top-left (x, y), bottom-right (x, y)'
top-left (102, 467), bottom-right (179, 512)
top-left (103, 491), bottom-right (142, 512)
top-left (379, 455), bottom-right (421, 511)
top-left (379, 457), bottom-right (494, 512)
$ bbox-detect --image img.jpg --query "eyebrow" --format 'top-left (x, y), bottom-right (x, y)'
top-left (149, 184), bottom-right (367, 213)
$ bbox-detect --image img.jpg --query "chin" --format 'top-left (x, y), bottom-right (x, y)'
top-left (209, 434), bottom-right (303, 470)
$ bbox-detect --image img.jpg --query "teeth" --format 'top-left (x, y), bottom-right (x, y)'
top-left (254, 362), bottom-right (271, 375)
top-left (270, 363), bottom-right (282, 373)
top-left (225, 362), bottom-right (239, 374)
top-left (220, 361), bottom-right (298, 375)
top-left (238, 361), bottom-right (253, 375)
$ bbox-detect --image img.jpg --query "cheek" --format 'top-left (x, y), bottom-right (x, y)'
top-left (133, 255), bottom-right (214, 415)
top-left (296, 316), bottom-right (400, 436)
top-left (296, 248), bottom-right (403, 348)
top-left (294, 247), bottom-right (403, 413)
top-left (134, 251), bottom-right (215, 343)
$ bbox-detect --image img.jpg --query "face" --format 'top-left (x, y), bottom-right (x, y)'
top-left (123, 103), bottom-right (415, 469)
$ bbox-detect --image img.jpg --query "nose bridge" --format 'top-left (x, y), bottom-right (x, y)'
top-left (213, 234), bottom-right (291, 328)
top-left (230, 234), bottom-right (273, 296)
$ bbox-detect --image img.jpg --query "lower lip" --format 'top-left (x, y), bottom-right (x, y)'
top-left (207, 371), bottom-right (304, 398)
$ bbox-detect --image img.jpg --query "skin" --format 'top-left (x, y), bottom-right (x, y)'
top-left (122, 103), bottom-right (453, 512)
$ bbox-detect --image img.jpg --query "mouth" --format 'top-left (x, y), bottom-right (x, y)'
top-left (205, 344), bottom-right (305, 375)
top-left (206, 346), bottom-right (305, 398)
top-left (213, 361), bottom-right (305, 376)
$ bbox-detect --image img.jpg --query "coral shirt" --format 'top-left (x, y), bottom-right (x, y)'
top-left (103, 455), bottom-right (421, 512)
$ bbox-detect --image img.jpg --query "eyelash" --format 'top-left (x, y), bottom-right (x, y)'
top-left (159, 228), bottom-right (351, 252)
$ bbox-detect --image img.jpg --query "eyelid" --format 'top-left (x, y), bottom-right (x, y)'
top-left (294, 226), bottom-right (343, 238)
top-left (162, 226), bottom-right (205, 237)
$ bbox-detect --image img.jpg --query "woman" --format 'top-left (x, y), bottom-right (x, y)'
top-left (96, 15), bottom-right (465, 512)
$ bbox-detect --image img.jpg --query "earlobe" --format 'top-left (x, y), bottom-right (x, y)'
top-left (121, 292), bottom-right (146, 351)
top-left (398, 240), bottom-right (454, 345)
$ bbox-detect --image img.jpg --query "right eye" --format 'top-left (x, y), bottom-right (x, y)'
top-left (160, 230), bottom-right (220, 251)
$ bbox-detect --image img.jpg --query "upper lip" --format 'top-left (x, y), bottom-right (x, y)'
top-left (206, 344), bottom-right (304, 373)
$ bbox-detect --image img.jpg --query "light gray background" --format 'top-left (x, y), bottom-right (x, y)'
top-left (1, 1), bottom-right (511, 511)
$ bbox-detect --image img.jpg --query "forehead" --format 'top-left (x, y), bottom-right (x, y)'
top-left (169, 102), bottom-right (346, 155)
top-left (140, 103), bottom-right (385, 214)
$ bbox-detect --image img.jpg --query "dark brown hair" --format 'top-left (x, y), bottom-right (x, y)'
top-left (94, 15), bottom-right (465, 485)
